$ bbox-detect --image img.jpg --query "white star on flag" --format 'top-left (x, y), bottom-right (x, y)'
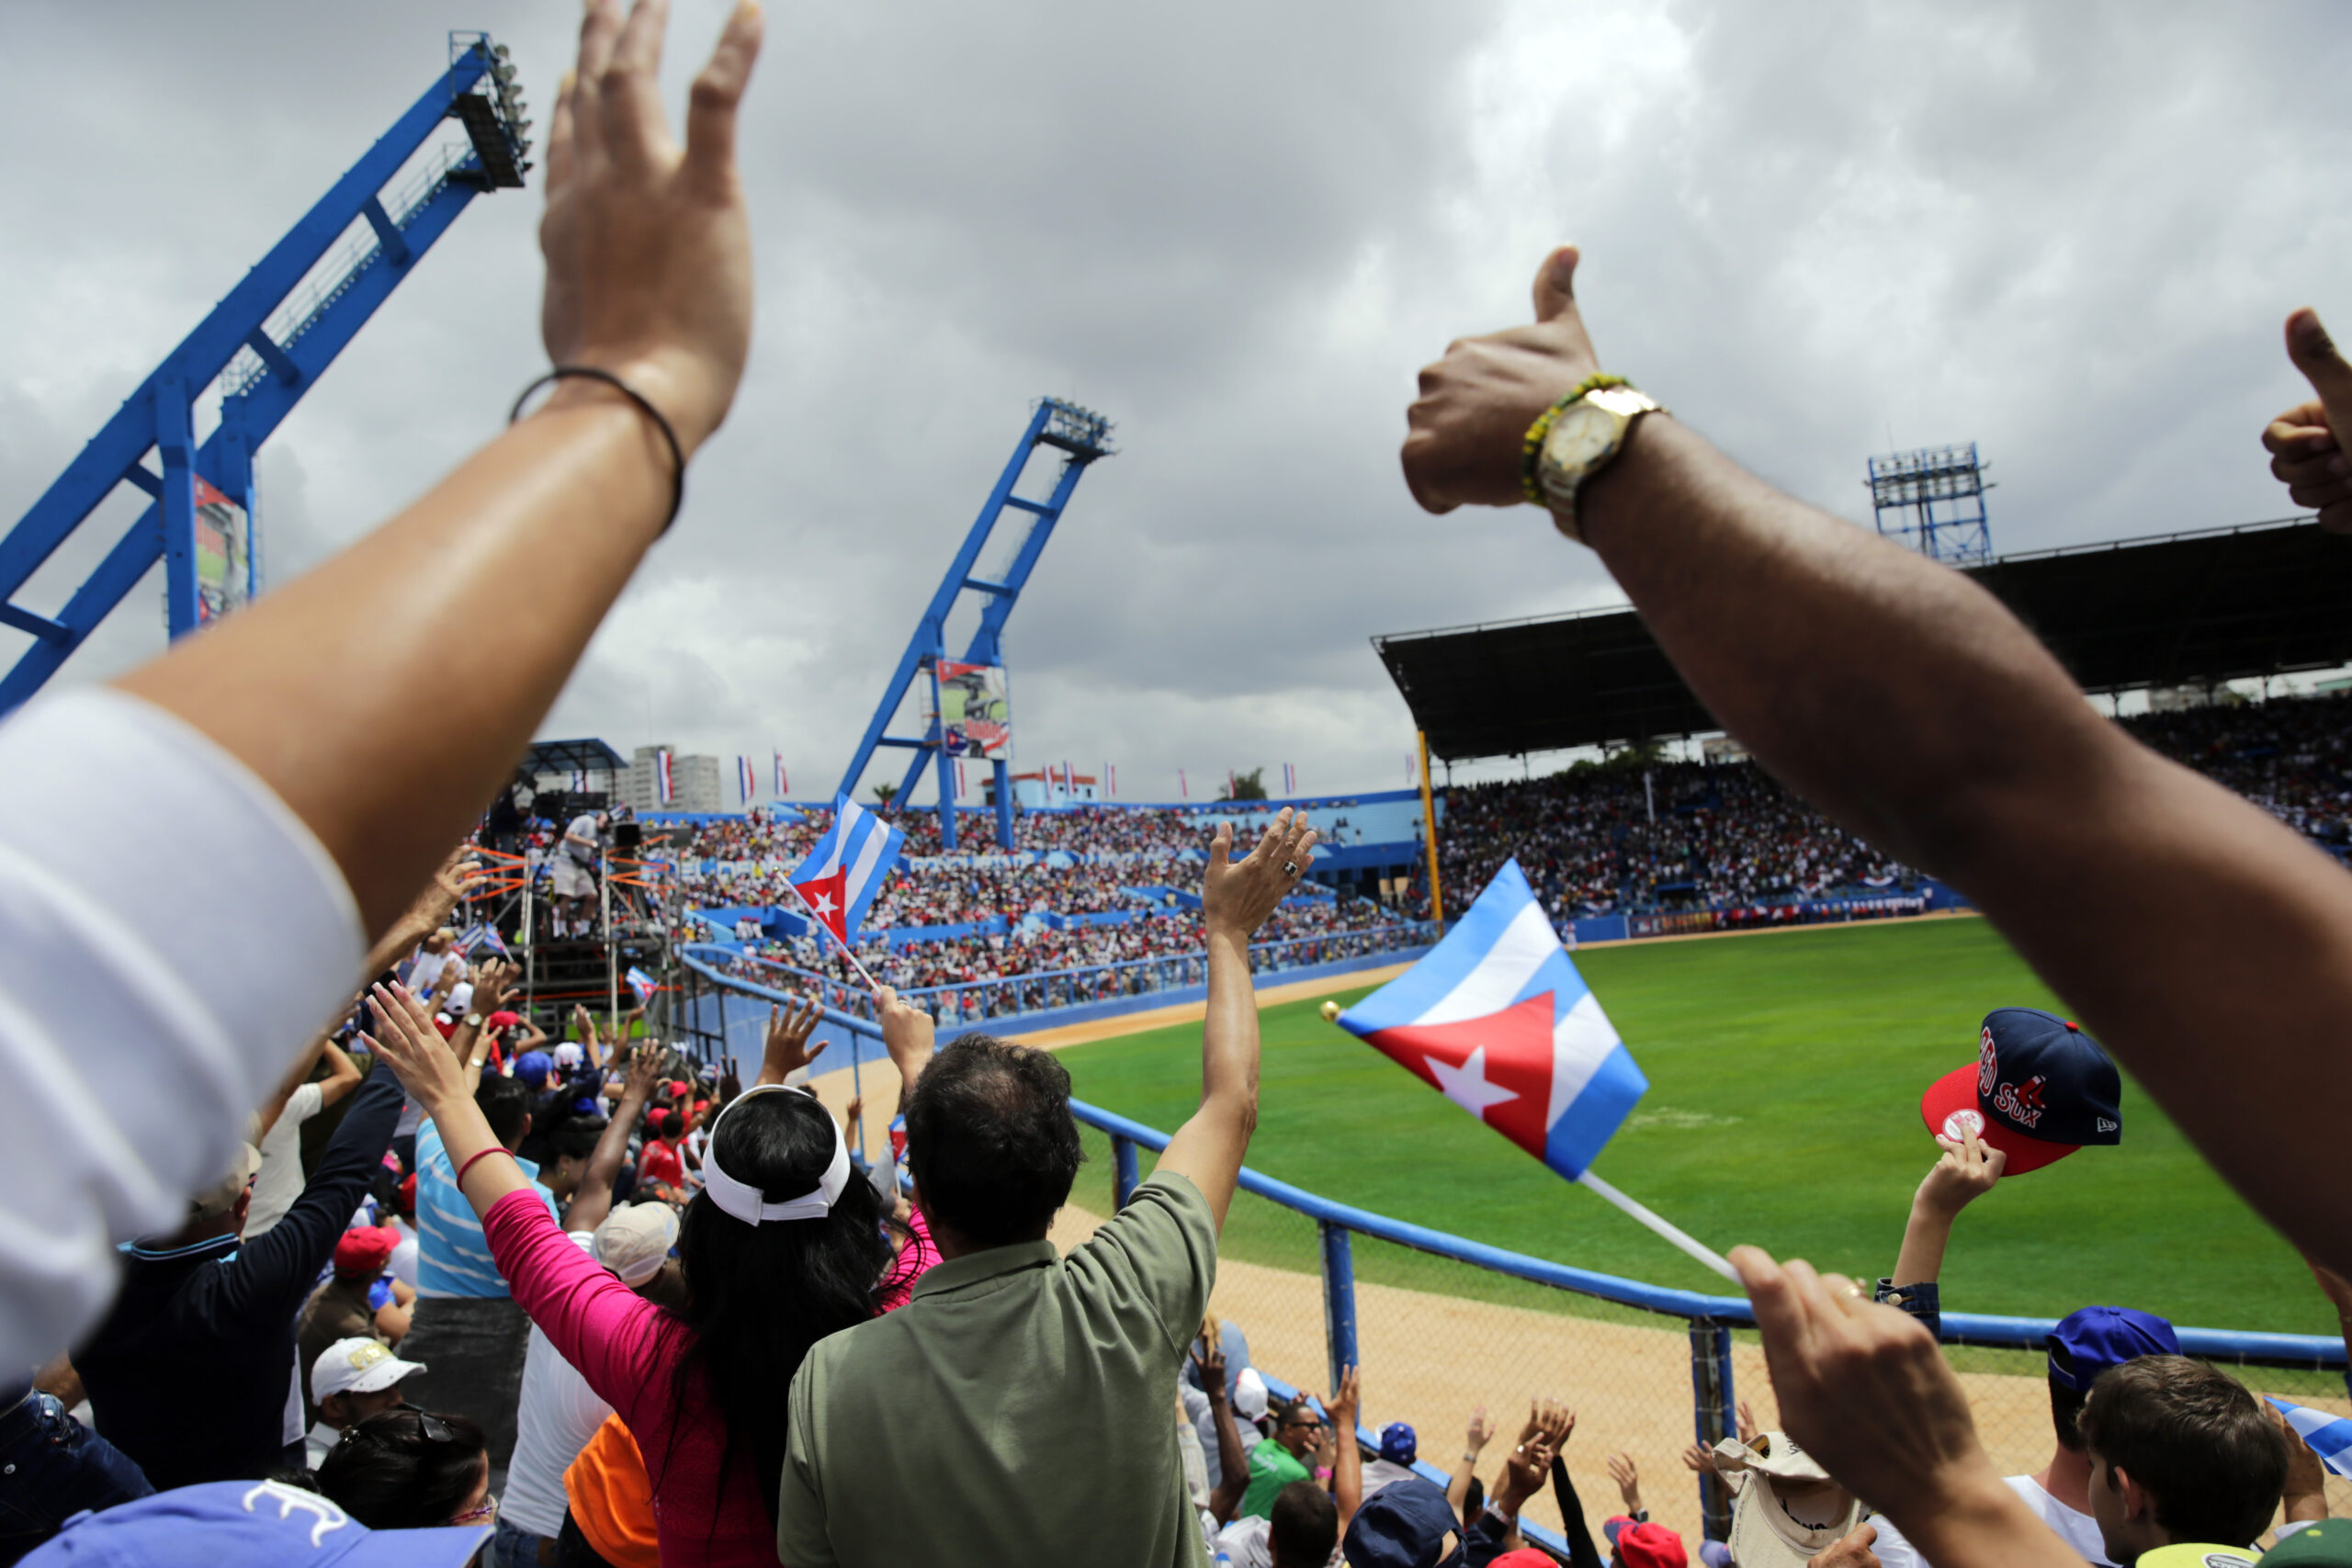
top-left (1427, 1046), bottom-right (1519, 1120)
top-left (810, 892), bottom-right (837, 917)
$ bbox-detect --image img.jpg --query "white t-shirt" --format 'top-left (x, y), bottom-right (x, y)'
top-left (246, 1081), bottom-right (325, 1237)
top-left (501, 1232), bottom-right (618, 1539)
top-left (563, 815), bottom-right (601, 864)
top-left (1215, 1515), bottom-right (1342, 1568)
top-left (1866, 1475), bottom-right (2114, 1568)
top-left (0, 689), bottom-right (364, 1377)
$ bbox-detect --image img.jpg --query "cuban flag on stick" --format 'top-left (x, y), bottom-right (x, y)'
top-left (2269, 1397), bottom-right (2352, 1478)
top-left (454, 922), bottom-right (510, 961)
top-left (784, 795), bottom-right (902, 987)
top-left (1334, 858), bottom-right (1736, 1281)
top-left (625, 965), bottom-right (659, 1006)
top-left (656, 749), bottom-right (673, 807)
top-left (739, 756), bottom-right (755, 805)
top-left (775, 751), bottom-right (788, 796)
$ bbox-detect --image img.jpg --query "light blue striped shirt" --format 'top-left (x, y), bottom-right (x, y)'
top-left (414, 1119), bottom-right (557, 1298)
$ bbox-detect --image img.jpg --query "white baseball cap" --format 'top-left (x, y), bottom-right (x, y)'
top-left (311, 1337), bottom-right (427, 1404)
top-left (594, 1202), bottom-right (679, 1287)
top-left (1234, 1367), bottom-right (1271, 1422)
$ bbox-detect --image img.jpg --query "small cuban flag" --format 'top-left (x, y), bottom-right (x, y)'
top-left (2268, 1396), bottom-right (2352, 1479)
top-left (1337, 858), bottom-right (1643, 1179)
top-left (626, 965), bottom-right (658, 1006)
top-left (455, 922), bottom-right (511, 961)
top-left (739, 756), bottom-right (756, 806)
top-left (787, 795), bottom-right (906, 947)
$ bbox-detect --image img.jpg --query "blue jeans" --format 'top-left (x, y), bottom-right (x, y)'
top-left (0, 1392), bottom-right (154, 1564)
top-left (488, 1516), bottom-right (557, 1567)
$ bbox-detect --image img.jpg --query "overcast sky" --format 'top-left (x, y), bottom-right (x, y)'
top-left (1, 0), bottom-right (2344, 800)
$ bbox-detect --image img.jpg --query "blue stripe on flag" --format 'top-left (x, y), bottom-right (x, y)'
top-left (2268, 1397), bottom-right (2352, 1479)
top-left (1544, 1043), bottom-right (1648, 1178)
top-left (1339, 859), bottom-right (1543, 1033)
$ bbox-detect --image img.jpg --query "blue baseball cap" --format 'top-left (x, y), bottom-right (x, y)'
top-left (514, 1050), bottom-right (553, 1089)
top-left (2046, 1304), bottom-right (2180, 1392)
top-left (1920, 1008), bottom-right (2122, 1175)
top-left (1379, 1421), bottom-right (1418, 1465)
top-left (20, 1480), bottom-right (489, 1566)
top-left (1343, 1476), bottom-right (1464, 1568)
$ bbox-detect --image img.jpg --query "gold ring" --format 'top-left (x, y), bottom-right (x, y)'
top-left (1844, 1283), bottom-right (1867, 1300)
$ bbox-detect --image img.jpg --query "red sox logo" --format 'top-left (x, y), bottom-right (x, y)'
top-left (1976, 1026), bottom-right (1996, 1097)
top-left (1993, 1073), bottom-right (2049, 1129)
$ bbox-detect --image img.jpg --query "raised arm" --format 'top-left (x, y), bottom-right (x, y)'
top-left (758, 997), bottom-right (829, 1087)
top-left (1404, 246), bottom-right (2352, 1279)
top-left (562, 1043), bottom-right (668, 1236)
top-left (875, 987), bottom-right (933, 1108)
top-left (1325, 1365), bottom-right (1363, 1538)
top-left (1156, 810), bottom-right (1319, 1229)
top-left (1195, 1337), bottom-right (1251, 1525)
top-left (315, 1039), bottom-right (365, 1110)
top-left (111, 0), bottom-right (764, 948)
top-left (1881, 1130), bottom-right (2003, 1335)
top-left (1446, 1405), bottom-right (1494, 1520)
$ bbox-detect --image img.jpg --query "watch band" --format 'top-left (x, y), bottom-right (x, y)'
top-left (1534, 381), bottom-right (1664, 543)
top-left (1520, 373), bottom-right (1628, 506)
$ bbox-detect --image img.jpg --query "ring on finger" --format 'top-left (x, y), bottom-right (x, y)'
top-left (1283, 862), bottom-right (1299, 876)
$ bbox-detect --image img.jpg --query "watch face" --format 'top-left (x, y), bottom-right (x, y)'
top-left (1545, 402), bottom-right (1621, 474)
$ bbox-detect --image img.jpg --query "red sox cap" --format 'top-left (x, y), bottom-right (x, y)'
top-left (1919, 1008), bottom-right (2122, 1176)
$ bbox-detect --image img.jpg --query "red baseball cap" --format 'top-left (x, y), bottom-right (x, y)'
top-left (1601, 1519), bottom-right (1688, 1568)
top-left (333, 1224), bottom-right (398, 1279)
top-left (1919, 1008), bottom-right (2123, 1176)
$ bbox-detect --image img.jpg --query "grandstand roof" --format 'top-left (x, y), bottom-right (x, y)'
top-left (522, 737), bottom-right (627, 776)
top-left (1374, 517), bottom-right (2352, 761)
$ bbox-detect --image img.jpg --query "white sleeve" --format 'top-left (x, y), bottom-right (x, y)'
top-left (0, 687), bottom-right (362, 1373)
top-left (1860, 1510), bottom-right (1926, 1568)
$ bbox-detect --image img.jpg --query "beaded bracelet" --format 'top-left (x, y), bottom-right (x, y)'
top-left (1519, 372), bottom-right (1630, 506)
top-left (509, 365), bottom-right (686, 534)
top-left (456, 1146), bottom-right (515, 1187)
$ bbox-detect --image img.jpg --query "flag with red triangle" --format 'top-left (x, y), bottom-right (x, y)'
top-left (1335, 859), bottom-right (1645, 1179)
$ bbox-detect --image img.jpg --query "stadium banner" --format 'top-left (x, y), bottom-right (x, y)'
top-left (924, 660), bottom-right (1012, 759)
top-left (193, 476), bottom-right (250, 625)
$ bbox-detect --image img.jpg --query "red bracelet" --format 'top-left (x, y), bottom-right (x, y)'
top-left (456, 1147), bottom-right (514, 1187)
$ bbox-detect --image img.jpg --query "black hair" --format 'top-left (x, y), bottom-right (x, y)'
top-left (1270, 1480), bottom-right (1340, 1567)
top-left (549, 1115), bottom-right (608, 1165)
top-left (476, 1076), bottom-right (529, 1146)
top-left (1463, 1474), bottom-right (1485, 1523)
top-left (659, 1110), bottom-right (685, 1141)
top-left (2078, 1356), bottom-right (2288, 1549)
top-left (663, 1089), bottom-right (903, 1527)
top-left (902, 1033), bottom-right (1082, 1246)
top-left (2050, 1371), bottom-right (2089, 1453)
top-left (314, 1407), bottom-right (487, 1529)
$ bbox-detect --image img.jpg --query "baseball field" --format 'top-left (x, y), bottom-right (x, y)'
top-left (1055, 912), bottom-right (2327, 1339)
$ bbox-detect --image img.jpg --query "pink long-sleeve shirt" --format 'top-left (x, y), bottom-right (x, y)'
top-left (482, 1190), bottom-right (937, 1568)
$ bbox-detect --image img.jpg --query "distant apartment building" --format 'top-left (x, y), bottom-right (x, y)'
top-left (621, 745), bottom-right (724, 814)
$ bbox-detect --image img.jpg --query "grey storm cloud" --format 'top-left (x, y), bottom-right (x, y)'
top-left (0, 0), bottom-right (2345, 797)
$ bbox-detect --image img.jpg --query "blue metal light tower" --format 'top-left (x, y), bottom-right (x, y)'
top-left (837, 400), bottom-right (1114, 851)
top-left (1865, 443), bottom-right (1994, 566)
top-left (0, 31), bottom-right (533, 711)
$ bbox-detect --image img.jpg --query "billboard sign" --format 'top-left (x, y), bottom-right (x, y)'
top-left (193, 476), bottom-right (249, 626)
top-left (926, 660), bottom-right (1011, 759)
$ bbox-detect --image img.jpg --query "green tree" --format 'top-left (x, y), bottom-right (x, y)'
top-left (1219, 767), bottom-right (1269, 801)
top-left (871, 780), bottom-right (898, 807)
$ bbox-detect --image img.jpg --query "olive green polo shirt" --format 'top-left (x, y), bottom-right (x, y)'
top-left (778, 1170), bottom-right (1216, 1568)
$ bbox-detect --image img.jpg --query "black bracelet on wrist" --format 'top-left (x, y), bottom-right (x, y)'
top-left (509, 364), bottom-right (686, 534)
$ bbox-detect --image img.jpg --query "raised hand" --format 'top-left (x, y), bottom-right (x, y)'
top-left (1737, 1399), bottom-right (1760, 1445)
top-left (1915, 1127), bottom-right (2006, 1217)
top-left (874, 985), bottom-right (934, 1093)
top-left (1192, 1330), bottom-right (1228, 1400)
top-left (1606, 1450), bottom-right (1642, 1513)
top-left (759, 996), bottom-right (827, 1084)
top-left (364, 982), bottom-right (468, 1108)
top-left (2265, 309), bottom-right (2352, 533)
top-left (1680, 1441), bottom-right (1714, 1474)
top-left (1202, 807), bottom-right (1321, 942)
top-left (538, 0), bottom-right (766, 457)
top-left (622, 1040), bottom-right (672, 1102)
top-left (1325, 1365), bottom-right (1361, 1438)
top-left (1808, 1523), bottom-right (1881, 1568)
top-left (473, 957), bottom-right (522, 1017)
top-left (1402, 246), bottom-right (1605, 513)
top-left (1465, 1405), bottom-right (1495, 1456)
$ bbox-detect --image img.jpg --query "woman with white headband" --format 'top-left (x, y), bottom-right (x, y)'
top-left (365, 979), bottom-right (914, 1568)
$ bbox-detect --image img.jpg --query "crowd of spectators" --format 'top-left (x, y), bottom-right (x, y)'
top-left (1423, 692), bottom-right (2352, 922)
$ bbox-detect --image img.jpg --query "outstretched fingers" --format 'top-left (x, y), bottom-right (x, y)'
top-left (597, 0), bottom-right (674, 174)
top-left (685, 0), bottom-right (764, 197)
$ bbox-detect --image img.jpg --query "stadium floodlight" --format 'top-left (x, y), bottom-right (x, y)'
top-left (1865, 443), bottom-right (1994, 566)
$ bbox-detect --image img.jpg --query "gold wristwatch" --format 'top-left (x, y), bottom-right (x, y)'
top-left (1521, 375), bottom-right (1666, 543)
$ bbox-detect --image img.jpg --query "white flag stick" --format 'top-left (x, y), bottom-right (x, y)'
top-left (1576, 1168), bottom-right (1740, 1284)
top-left (785, 881), bottom-right (883, 991)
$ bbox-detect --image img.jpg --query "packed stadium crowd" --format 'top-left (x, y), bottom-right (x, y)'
top-left (16, 6), bottom-right (2352, 1567)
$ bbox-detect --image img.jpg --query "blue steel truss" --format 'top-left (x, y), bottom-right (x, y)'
top-left (837, 400), bottom-right (1114, 851)
top-left (0, 30), bottom-right (533, 712)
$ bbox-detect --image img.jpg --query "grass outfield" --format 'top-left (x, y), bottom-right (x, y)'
top-left (1058, 914), bottom-right (2330, 1339)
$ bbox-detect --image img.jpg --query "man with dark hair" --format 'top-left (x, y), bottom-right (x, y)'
top-left (779, 810), bottom-right (1321, 1566)
top-left (1266, 1480), bottom-right (1340, 1568)
top-left (401, 1041), bottom-right (557, 1482)
top-left (1867, 1304), bottom-right (2180, 1568)
top-left (2078, 1356), bottom-right (2289, 1562)
top-left (1240, 1397), bottom-right (1329, 1521)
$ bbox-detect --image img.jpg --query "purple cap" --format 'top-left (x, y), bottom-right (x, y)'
top-left (2048, 1304), bottom-right (2180, 1392)
top-left (20, 1481), bottom-right (487, 1567)
top-left (1379, 1422), bottom-right (1418, 1465)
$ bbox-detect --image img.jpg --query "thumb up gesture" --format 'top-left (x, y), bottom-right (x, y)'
top-left (2264, 308), bottom-right (2352, 532)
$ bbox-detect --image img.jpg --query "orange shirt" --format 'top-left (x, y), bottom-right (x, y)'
top-left (563, 1413), bottom-right (661, 1568)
